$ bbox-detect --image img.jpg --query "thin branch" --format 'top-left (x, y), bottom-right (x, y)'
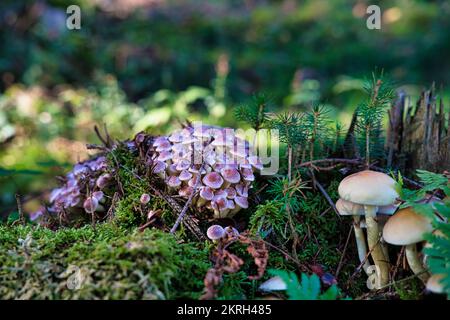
top-left (335, 225), bottom-right (353, 278)
top-left (170, 165), bottom-right (204, 234)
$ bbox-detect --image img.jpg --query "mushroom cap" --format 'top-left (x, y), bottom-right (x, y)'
top-left (83, 196), bottom-right (98, 213)
top-left (335, 198), bottom-right (365, 216)
top-left (426, 274), bottom-right (445, 294)
top-left (206, 225), bottom-right (225, 240)
top-left (241, 167), bottom-right (255, 182)
top-left (155, 140), bottom-right (172, 152)
top-left (151, 160), bottom-right (166, 174)
top-left (175, 159), bottom-right (191, 171)
top-left (259, 276), bottom-right (287, 292)
top-left (227, 199), bottom-right (235, 210)
top-left (224, 226), bottom-right (240, 237)
top-left (378, 201), bottom-right (401, 215)
top-left (168, 130), bottom-right (184, 143)
top-left (140, 193), bottom-right (151, 204)
top-left (199, 186), bottom-right (214, 200)
top-left (167, 176), bottom-right (182, 188)
top-left (338, 170), bottom-right (398, 206)
top-left (382, 207), bottom-right (434, 245)
top-left (213, 189), bottom-right (227, 199)
top-left (96, 173), bottom-right (111, 189)
top-left (235, 184), bottom-right (249, 197)
top-left (179, 170), bottom-right (193, 181)
top-left (202, 172), bottom-right (224, 189)
top-left (188, 174), bottom-right (201, 187)
top-left (225, 187), bottom-right (237, 199)
top-left (247, 156), bottom-right (263, 171)
top-left (157, 151), bottom-right (172, 162)
top-left (179, 185), bottom-right (194, 198)
top-left (92, 191), bottom-right (104, 202)
top-left (153, 136), bottom-right (169, 147)
top-left (235, 196), bottom-right (249, 209)
top-left (221, 167), bottom-right (241, 184)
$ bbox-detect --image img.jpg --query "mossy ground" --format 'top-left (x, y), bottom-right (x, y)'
top-left (0, 144), bottom-right (370, 300)
top-left (0, 224), bottom-right (211, 299)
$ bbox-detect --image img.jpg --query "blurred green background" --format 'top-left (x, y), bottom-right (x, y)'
top-left (1, 0), bottom-right (450, 217)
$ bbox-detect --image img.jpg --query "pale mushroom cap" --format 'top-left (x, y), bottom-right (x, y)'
top-left (179, 185), bottom-right (194, 197)
top-left (426, 274), bottom-right (445, 294)
top-left (382, 207), bottom-right (434, 245)
top-left (157, 151), bottom-right (172, 162)
top-left (335, 198), bottom-right (365, 216)
top-left (338, 170), bottom-right (399, 206)
top-left (179, 170), bottom-right (193, 181)
top-left (259, 276), bottom-right (287, 292)
top-left (224, 226), bottom-right (239, 237)
top-left (206, 224), bottom-right (225, 240)
top-left (200, 187), bottom-right (214, 201)
top-left (153, 136), bottom-right (169, 147)
top-left (175, 159), bottom-right (191, 171)
top-left (202, 172), bottom-right (224, 189)
top-left (241, 167), bottom-right (255, 182)
top-left (92, 191), bottom-right (104, 202)
top-left (235, 196), bottom-right (249, 209)
top-left (235, 184), bottom-right (249, 197)
top-left (96, 173), bottom-right (111, 189)
top-left (83, 196), bottom-right (98, 213)
top-left (168, 130), bottom-right (184, 143)
top-left (140, 193), bottom-right (151, 204)
top-left (225, 187), bottom-right (237, 199)
top-left (221, 167), bottom-right (241, 184)
top-left (247, 156), bottom-right (263, 171)
top-left (167, 176), bottom-right (182, 188)
top-left (213, 189), bottom-right (227, 199)
top-left (151, 161), bottom-right (166, 174)
top-left (155, 140), bottom-right (172, 152)
top-left (188, 174), bottom-right (201, 187)
top-left (227, 199), bottom-right (235, 209)
top-left (378, 201), bottom-right (401, 215)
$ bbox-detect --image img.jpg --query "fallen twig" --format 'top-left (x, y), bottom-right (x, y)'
top-left (335, 225), bottom-right (353, 279)
top-left (170, 166), bottom-right (203, 234)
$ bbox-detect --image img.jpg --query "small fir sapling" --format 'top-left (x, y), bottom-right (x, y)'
top-left (268, 112), bottom-right (305, 182)
top-left (355, 72), bottom-right (395, 167)
top-left (304, 104), bottom-right (332, 162)
top-left (234, 93), bottom-right (270, 147)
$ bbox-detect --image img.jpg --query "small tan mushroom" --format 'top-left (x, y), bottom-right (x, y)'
top-left (383, 207), bottom-right (433, 283)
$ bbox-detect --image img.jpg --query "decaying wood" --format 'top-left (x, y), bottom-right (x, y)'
top-left (387, 87), bottom-right (450, 173)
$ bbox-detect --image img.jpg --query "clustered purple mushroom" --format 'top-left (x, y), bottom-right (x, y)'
top-left (31, 155), bottom-right (115, 221)
top-left (149, 125), bottom-right (263, 219)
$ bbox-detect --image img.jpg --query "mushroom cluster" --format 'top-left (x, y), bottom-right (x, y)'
top-left (32, 155), bottom-right (115, 221)
top-left (336, 170), bottom-right (400, 288)
top-left (149, 125), bottom-right (263, 219)
top-left (337, 169), bottom-right (447, 290)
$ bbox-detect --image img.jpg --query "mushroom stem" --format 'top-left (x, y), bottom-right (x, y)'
top-left (364, 205), bottom-right (389, 288)
top-left (353, 216), bottom-right (370, 275)
top-left (377, 219), bottom-right (390, 265)
top-left (405, 244), bottom-right (430, 283)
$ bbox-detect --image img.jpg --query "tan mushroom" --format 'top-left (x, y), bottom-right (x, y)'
top-left (383, 207), bottom-right (433, 283)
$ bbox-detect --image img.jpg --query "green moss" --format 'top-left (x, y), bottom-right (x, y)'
top-left (0, 223), bottom-right (210, 299)
top-left (394, 278), bottom-right (423, 300)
